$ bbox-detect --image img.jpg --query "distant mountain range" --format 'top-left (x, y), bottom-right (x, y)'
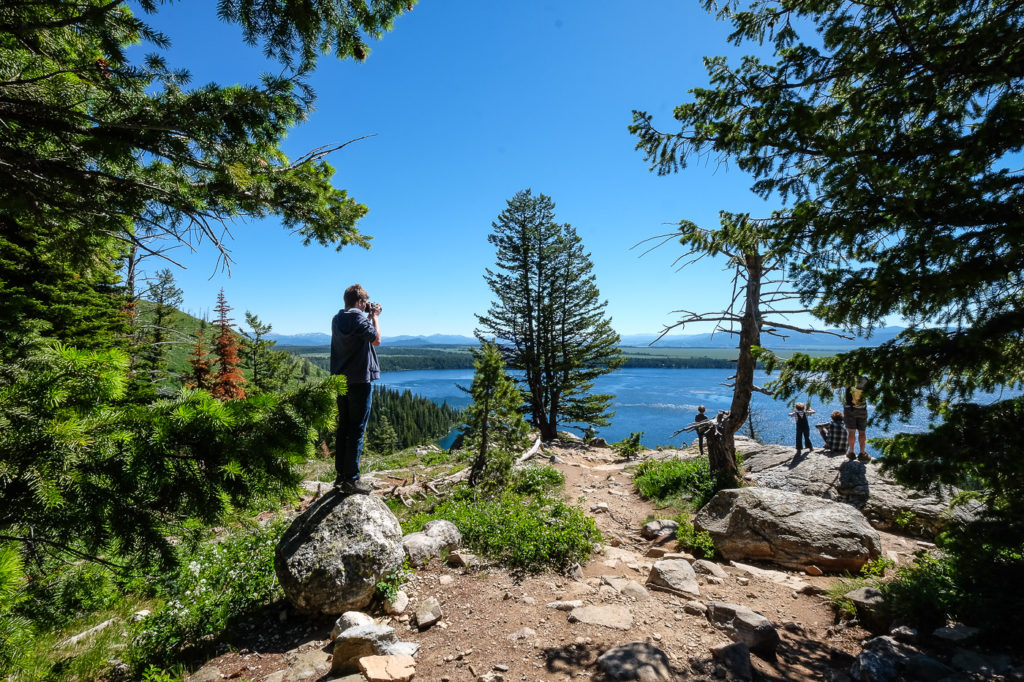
top-left (269, 326), bottom-right (905, 350)
top-left (618, 326), bottom-right (905, 350)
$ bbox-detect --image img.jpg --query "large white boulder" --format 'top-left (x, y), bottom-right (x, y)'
top-left (274, 492), bottom-right (404, 615)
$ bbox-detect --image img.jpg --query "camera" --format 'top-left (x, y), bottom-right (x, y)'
top-left (366, 301), bottom-right (382, 316)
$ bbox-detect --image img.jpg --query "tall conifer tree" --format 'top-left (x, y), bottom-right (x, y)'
top-left (476, 190), bottom-right (625, 440)
top-left (211, 290), bottom-right (246, 401)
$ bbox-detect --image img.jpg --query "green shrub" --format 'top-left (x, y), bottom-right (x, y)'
top-left (674, 519), bottom-right (715, 559)
top-left (409, 487), bottom-right (600, 572)
top-left (128, 519), bottom-right (286, 668)
top-left (634, 457), bottom-right (717, 509)
top-left (509, 465), bottom-right (564, 496)
top-left (375, 558), bottom-right (414, 603)
top-left (611, 432), bottom-right (644, 460)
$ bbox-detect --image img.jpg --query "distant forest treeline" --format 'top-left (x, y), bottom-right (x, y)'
top-left (368, 385), bottom-right (462, 449)
top-left (284, 345), bottom-right (747, 371)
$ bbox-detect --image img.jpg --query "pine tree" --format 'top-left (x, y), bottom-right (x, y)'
top-left (210, 290), bottom-right (246, 401)
top-left (368, 415), bottom-right (399, 457)
top-left (242, 312), bottom-right (294, 394)
top-left (476, 190), bottom-right (624, 441)
top-left (461, 341), bottom-right (530, 489)
top-left (130, 269), bottom-right (185, 400)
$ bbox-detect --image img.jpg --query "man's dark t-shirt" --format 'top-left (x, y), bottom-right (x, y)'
top-left (330, 309), bottom-right (379, 382)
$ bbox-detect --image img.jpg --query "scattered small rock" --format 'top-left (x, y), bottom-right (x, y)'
top-left (706, 601), bottom-right (780, 656)
top-left (646, 559), bottom-right (700, 597)
top-left (331, 611), bottom-right (375, 640)
top-left (507, 627), bottom-right (536, 641)
top-left (414, 597), bottom-right (443, 629)
top-left (385, 591), bottom-right (409, 616)
top-left (546, 600), bottom-right (583, 611)
top-left (447, 550), bottom-right (480, 568)
top-left (932, 624), bottom-right (980, 645)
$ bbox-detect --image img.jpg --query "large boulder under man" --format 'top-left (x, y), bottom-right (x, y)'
top-left (275, 492), bottom-right (404, 615)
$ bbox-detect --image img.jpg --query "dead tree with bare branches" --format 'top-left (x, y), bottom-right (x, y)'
top-left (650, 213), bottom-right (851, 487)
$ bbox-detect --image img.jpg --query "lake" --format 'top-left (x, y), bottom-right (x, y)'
top-left (378, 368), bottom-right (944, 457)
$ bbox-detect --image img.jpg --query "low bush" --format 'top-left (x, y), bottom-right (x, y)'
top-left (509, 465), bottom-right (565, 496)
top-left (634, 457), bottom-right (717, 509)
top-left (611, 432), bottom-right (644, 460)
top-left (674, 519), bottom-right (715, 559)
top-left (128, 518), bottom-right (286, 669)
top-left (375, 558), bottom-right (415, 603)
top-left (406, 487), bottom-right (600, 572)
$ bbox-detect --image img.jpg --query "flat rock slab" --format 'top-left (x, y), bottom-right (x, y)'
top-left (359, 654), bottom-right (415, 682)
top-left (734, 437), bottom-right (982, 536)
top-left (568, 605), bottom-right (634, 630)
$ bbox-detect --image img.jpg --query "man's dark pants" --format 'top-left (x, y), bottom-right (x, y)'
top-left (336, 382), bottom-right (373, 482)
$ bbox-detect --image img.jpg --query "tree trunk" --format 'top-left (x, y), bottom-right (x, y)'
top-left (706, 428), bottom-right (738, 486)
top-left (706, 251), bottom-right (765, 488)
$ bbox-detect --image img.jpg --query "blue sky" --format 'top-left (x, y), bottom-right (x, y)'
top-left (140, 1), bottom-right (786, 337)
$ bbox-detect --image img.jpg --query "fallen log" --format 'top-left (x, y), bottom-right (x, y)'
top-left (385, 436), bottom-right (542, 499)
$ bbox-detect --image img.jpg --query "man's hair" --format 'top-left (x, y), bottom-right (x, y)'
top-left (344, 284), bottom-right (369, 308)
top-left (831, 410), bottom-right (843, 420)
top-left (697, 405), bottom-right (706, 413)
top-left (795, 402), bottom-right (805, 410)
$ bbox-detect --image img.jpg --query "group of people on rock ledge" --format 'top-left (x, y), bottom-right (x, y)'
top-left (788, 375), bottom-right (871, 462)
top-left (693, 375), bottom-right (871, 464)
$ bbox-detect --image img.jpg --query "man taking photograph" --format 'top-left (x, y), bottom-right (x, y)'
top-left (330, 283), bottom-right (382, 495)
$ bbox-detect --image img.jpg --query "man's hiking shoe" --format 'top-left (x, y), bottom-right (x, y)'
top-left (334, 479), bottom-right (372, 495)
top-left (858, 452), bottom-right (871, 462)
top-left (846, 451), bottom-right (856, 460)
top-left (794, 449), bottom-right (802, 456)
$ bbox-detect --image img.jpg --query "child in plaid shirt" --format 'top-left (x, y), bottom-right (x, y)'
top-left (816, 410), bottom-right (848, 454)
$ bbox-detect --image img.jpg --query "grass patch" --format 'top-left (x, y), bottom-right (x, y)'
top-left (404, 483), bottom-right (600, 573)
top-left (633, 457), bottom-right (719, 510)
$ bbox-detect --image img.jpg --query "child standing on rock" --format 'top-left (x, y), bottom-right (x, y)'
top-left (789, 402), bottom-right (815, 455)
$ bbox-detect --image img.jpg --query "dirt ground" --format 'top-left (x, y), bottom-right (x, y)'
top-left (187, 442), bottom-right (924, 682)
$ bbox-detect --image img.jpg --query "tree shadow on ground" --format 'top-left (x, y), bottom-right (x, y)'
top-left (753, 631), bottom-right (857, 681)
top-left (543, 641), bottom-right (690, 681)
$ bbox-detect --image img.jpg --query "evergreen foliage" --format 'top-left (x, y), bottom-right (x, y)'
top-left (0, 1), bottom-right (414, 266)
top-left (130, 269), bottom-right (185, 401)
top-left (476, 190), bottom-right (625, 440)
top-left (0, 341), bottom-right (343, 570)
top-left (630, 0), bottom-right (1024, 636)
top-left (369, 415), bottom-right (399, 457)
top-left (241, 312), bottom-right (294, 394)
top-left (461, 342), bottom-right (531, 489)
top-left (186, 322), bottom-right (215, 392)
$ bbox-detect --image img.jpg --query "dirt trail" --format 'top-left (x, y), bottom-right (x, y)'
top-left (188, 443), bottom-right (917, 681)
